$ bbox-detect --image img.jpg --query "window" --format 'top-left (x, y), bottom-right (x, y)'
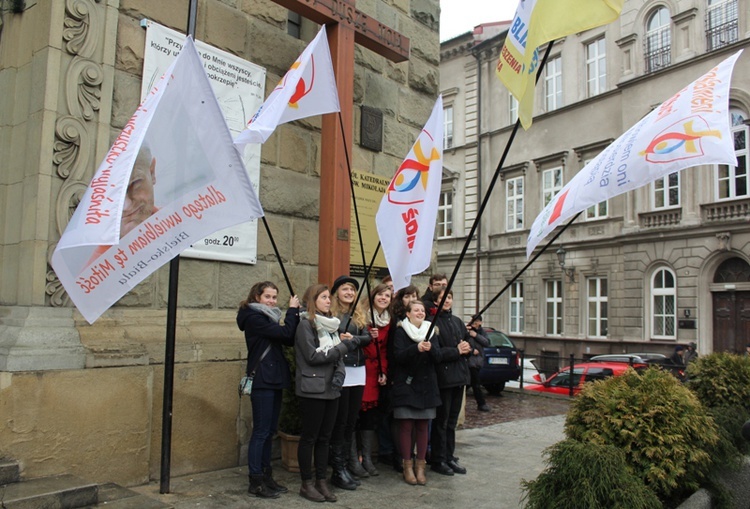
top-left (506, 176), bottom-right (524, 231)
top-left (717, 108), bottom-right (749, 200)
top-left (546, 280), bottom-right (563, 335)
top-left (443, 106), bottom-right (454, 150)
top-left (509, 95), bottom-right (519, 125)
top-left (587, 277), bottom-right (608, 337)
top-left (586, 37), bottom-right (606, 97)
top-left (652, 268), bottom-right (676, 339)
top-left (544, 55), bottom-right (562, 111)
top-left (509, 282), bottom-right (524, 333)
top-left (287, 11), bottom-right (301, 38)
top-left (437, 190), bottom-right (453, 238)
top-left (653, 172), bottom-right (680, 208)
top-left (645, 7), bottom-right (671, 73)
top-left (542, 167), bottom-right (563, 207)
top-left (586, 201), bottom-right (608, 220)
top-left (707, 0), bottom-right (738, 51)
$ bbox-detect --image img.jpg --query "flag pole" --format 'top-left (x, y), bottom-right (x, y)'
top-left (472, 211), bottom-right (582, 322)
top-left (337, 111), bottom-right (376, 325)
top-left (424, 41), bottom-right (555, 340)
top-left (159, 0), bottom-right (198, 495)
top-left (261, 216), bottom-right (295, 296)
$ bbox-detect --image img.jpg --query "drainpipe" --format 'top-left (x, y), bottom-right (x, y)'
top-left (472, 46), bottom-right (483, 314)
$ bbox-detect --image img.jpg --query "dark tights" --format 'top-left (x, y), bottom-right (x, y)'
top-left (398, 418), bottom-right (429, 461)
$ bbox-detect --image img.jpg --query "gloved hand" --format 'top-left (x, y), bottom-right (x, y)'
top-left (331, 370), bottom-right (346, 391)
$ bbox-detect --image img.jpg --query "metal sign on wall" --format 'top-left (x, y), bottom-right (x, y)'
top-left (141, 20), bottom-right (266, 264)
top-left (349, 169), bottom-right (389, 278)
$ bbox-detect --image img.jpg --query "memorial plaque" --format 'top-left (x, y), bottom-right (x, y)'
top-left (360, 106), bottom-right (383, 152)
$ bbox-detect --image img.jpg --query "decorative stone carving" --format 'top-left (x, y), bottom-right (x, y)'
top-left (716, 232), bottom-right (732, 251)
top-left (48, 0), bottom-right (104, 307)
top-left (63, 0), bottom-right (100, 58)
top-left (66, 57), bottom-right (103, 120)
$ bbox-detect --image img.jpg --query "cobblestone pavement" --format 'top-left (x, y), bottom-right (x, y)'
top-left (462, 388), bottom-right (571, 430)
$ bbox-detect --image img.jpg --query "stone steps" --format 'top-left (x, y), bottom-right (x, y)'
top-left (0, 459), bottom-right (170, 509)
top-left (0, 473), bottom-right (98, 509)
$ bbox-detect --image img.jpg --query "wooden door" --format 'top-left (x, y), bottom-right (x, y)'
top-left (713, 291), bottom-right (750, 353)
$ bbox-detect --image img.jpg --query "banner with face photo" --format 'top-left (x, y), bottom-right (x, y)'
top-left (52, 38), bottom-right (264, 323)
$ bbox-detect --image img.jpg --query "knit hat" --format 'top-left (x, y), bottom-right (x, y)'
top-left (331, 275), bottom-right (359, 295)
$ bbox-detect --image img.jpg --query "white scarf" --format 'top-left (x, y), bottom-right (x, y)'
top-left (400, 317), bottom-right (434, 343)
top-left (302, 312), bottom-right (342, 353)
top-left (249, 302), bottom-right (282, 323)
top-left (373, 309), bottom-right (390, 328)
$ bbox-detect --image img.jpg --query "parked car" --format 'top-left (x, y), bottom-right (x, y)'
top-left (525, 361), bottom-right (647, 396)
top-left (478, 327), bottom-right (521, 395)
top-left (506, 358), bottom-right (543, 388)
top-left (589, 353), bottom-right (685, 381)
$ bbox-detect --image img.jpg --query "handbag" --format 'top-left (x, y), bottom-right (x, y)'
top-left (239, 344), bottom-right (272, 397)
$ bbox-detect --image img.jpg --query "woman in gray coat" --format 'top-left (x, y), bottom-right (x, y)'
top-left (294, 284), bottom-right (357, 503)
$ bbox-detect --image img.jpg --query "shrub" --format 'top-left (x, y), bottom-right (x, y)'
top-left (565, 367), bottom-right (718, 501)
top-left (686, 352), bottom-right (750, 411)
top-left (686, 353), bottom-right (750, 462)
top-left (521, 439), bottom-right (661, 509)
top-left (278, 346), bottom-right (302, 435)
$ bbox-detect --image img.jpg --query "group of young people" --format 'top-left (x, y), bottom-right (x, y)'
top-left (236, 273), bottom-right (485, 502)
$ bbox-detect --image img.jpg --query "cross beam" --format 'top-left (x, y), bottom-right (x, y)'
top-left (270, 0), bottom-right (410, 287)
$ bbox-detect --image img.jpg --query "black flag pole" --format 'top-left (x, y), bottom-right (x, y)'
top-left (425, 41), bottom-right (555, 340)
top-left (159, 0), bottom-right (198, 495)
top-left (261, 216), bottom-right (295, 297)
top-left (337, 111), bottom-right (376, 325)
top-left (472, 212), bottom-right (583, 322)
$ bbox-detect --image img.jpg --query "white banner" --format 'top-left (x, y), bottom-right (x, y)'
top-left (376, 96), bottom-right (444, 291)
top-left (52, 39), bottom-right (264, 323)
top-left (233, 25), bottom-right (340, 147)
top-left (143, 21), bottom-right (266, 264)
top-left (527, 51), bottom-right (742, 257)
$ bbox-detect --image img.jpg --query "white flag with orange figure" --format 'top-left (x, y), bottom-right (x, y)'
top-left (526, 51), bottom-right (742, 257)
top-left (234, 26), bottom-right (340, 146)
top-left (376, 96), bottom-right (444, 291)
top-left (51, 38), bottom-right (264, 324)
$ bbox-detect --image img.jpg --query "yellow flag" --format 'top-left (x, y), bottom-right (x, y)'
top-left (496, 0), bottom-right (623, 130)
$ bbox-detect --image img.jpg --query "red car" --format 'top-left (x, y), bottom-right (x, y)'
top-left (525, 361), bottom-right (647, 396)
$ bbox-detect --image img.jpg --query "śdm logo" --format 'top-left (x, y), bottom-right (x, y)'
top-left (285, 55), bottom-right (316, 110)
top-left (639, 116), bottom-right (722, 164)
top-left (386, 132), bottom-right (440, 205)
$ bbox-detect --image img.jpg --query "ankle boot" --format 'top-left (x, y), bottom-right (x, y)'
top-left (415, 459), bottom-right (427, 485)
top-left (263, 466), bottom-right (288, 494)
top-left (248, 474), bottom-right (280, 499)
top-left (300, 480), bottom-right (325, 503)
top-left (402, 459), bottom-right (417, 485)
top-left (360, 430), bottom-right (379, 476)
top-left (315, 478), bottom-right (337, 502)
top-left (330, 443), bottom-right (357, 491)
top-left (347, 434), bottom-right (369, 478)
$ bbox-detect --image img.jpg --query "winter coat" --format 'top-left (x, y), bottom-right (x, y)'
top-left (337, 312), bottom-right (372, 368)
top-left (429, 309), bottom-right (474, 388)
top-left (467, 329), bottom-right (490, 370)
top-left (294, 318), bottom-right (349, 400)
top-left (361, 321), bottom-right (390, 409)
top-left (390, 325), bottom-right (442, 410)
top-left (237, 305), bottom-right (300, 390)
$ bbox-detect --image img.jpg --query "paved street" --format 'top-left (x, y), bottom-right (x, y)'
top-left (132, 391), bottom-right (569, 508)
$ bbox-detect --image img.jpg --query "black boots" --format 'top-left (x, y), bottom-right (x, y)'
top-left (263, 466), bottom-right (288, 494)
top-left (347, 434), bottom-right (369, 478)
top-left (248, 474), bottom-right (280, 498)
top-left (299, 480), bottom-right (325, 503)
top-left (330, 443), bottom-right (358, 490)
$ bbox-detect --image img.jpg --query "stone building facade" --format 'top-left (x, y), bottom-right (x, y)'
top-left (0, 0), bottom-right (438, 485)
top-left (439, 0), bottom-right (750, 360)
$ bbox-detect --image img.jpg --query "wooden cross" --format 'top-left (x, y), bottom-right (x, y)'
top-left (270, 0), bottom-right (410, 286)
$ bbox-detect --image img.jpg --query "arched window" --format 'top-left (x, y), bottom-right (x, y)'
top-left (716, 107), bottom-right (749, 200)
top-left (651, 267), bottom-right (676, 339)
top-left (645, 7), bottom-right (671, 73)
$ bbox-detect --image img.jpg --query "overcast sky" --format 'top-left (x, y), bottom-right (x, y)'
top-left (439, 0), bottom-right (517, 42)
